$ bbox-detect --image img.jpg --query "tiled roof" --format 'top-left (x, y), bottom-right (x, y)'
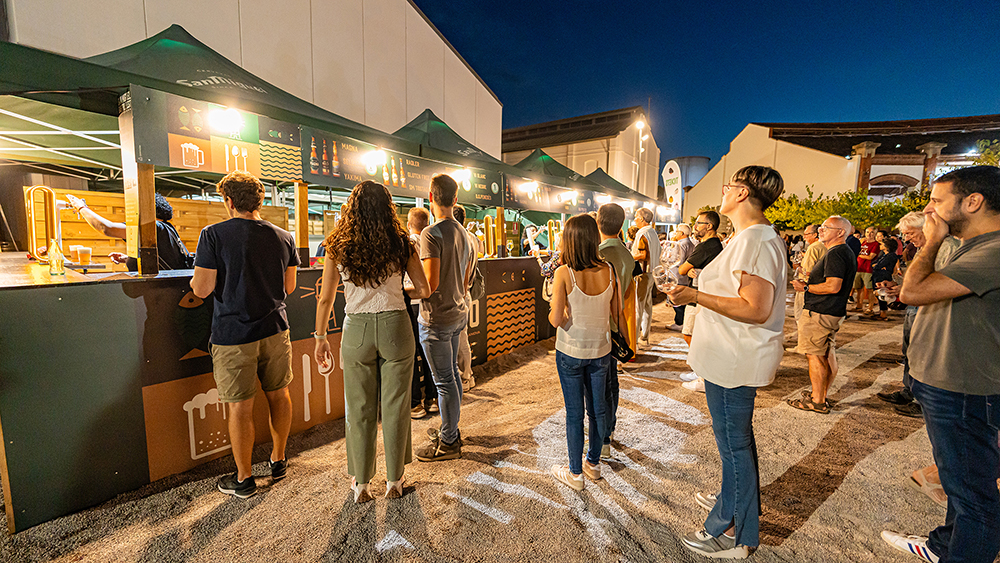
top-left (754, 114), bottom-right (1000, 157)
top-left (502, 107), bottom-right (645, 153)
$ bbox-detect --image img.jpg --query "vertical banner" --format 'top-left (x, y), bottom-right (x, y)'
top-left (662, 159), bottom-right (682, 210)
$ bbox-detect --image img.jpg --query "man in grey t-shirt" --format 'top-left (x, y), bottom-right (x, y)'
top-left (880, 166), bottom-right (1000, 563)
top-left (415, 174), bottom-right (473, 462)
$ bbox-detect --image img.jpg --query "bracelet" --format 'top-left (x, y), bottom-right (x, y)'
top-left (692, 291), bottom-right (699, 306)
top-left (313, 331), bottom-right (328, 339)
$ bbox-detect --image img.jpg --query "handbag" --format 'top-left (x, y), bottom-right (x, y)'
top-left (607, 263), bottom-right (635, 363)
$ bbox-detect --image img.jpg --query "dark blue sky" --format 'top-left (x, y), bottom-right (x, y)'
top-left (415, 0), bottom-right (1000, 169)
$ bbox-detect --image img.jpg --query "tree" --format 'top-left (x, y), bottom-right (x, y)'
top-left (973, 139), bottom-right (1000, 166)
top-left (763, 184), bottom-right (928, 231)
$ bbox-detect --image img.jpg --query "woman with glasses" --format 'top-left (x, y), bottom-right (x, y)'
top-left (667, 166), bottom-right (788, 559)
top-left (314, 181), bottom-right (430, 503)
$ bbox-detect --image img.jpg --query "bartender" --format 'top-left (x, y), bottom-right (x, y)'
top-left (64, 193), bottom-right (193, 270)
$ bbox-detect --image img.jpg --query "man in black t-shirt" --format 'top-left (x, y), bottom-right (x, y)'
top-left (191, 171), bottom-right (299, 498)
top-left (677, 210), bottom-right (724, 393)
top-left (788, 215), bottom-right (857, 414)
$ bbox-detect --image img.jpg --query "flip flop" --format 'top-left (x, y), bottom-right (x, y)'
top-left (787, 396), bottom-right (831, 414)
top-left (801, 390), bottom-right (837, 408)
top-left (907, 471), bottom-right (947, 508)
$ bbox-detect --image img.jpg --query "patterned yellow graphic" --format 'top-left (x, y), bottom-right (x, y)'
top-left (260, 140), bottom-right (301, 181)
top-left (486, 288), bottom-right (535, 359)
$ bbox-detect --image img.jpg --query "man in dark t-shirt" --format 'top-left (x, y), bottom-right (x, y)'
top-left (789, 215), bottom-right (857, 413)
top-left (191, 171), bottom-right (299, 498)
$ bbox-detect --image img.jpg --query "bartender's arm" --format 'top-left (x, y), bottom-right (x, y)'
top-left (190, 267), bottom-right (216, 298)
top-left (65, 194), bottom-right (127, 239)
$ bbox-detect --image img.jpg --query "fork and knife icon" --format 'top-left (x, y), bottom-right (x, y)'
top-left (225, 144), bottom-right (249, 172)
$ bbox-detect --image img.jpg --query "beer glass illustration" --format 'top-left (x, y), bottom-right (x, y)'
top-left (181, 143), bottom-right (205, 168)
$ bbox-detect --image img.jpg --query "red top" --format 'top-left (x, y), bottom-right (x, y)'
top-left (857, 240), bottom-right (879, 273)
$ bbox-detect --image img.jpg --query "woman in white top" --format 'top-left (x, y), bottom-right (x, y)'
top-left (314, 181), bottom-right (430, 503)
top-left (667, 166), bottom-right (788, 559)
top-left (547, 214), bottom-right (621, 491)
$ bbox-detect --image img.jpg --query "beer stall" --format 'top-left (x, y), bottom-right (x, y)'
top-left (0, 27), bottom-right (662, 533)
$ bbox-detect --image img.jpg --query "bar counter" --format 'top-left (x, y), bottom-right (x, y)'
top-left (0, 254), bottom-right (550, 532)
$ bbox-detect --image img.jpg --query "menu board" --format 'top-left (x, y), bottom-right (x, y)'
top-left (130, 86), bottom-right (301, 183)
top-left (300, 126), bottom-right (503, 206)
top-left (504, 176), bottom-right (597, 214)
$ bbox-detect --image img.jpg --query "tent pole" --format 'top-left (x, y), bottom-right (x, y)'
top-left (118, 105), bottom-right (158, 275)
top-left (295, 182), bottom-right (310, 265)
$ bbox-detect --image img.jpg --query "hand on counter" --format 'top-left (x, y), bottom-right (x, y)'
top-left (109, 252), bottom-right (128, 264)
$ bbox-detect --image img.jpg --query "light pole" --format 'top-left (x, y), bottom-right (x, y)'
top-left (633, 120), bottom-right (649, 195)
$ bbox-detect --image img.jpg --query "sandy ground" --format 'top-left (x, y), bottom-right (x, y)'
top-left (1, 294), bottom-right (988, 562)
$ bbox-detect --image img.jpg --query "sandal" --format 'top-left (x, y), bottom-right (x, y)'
top-left (801, 390), bottom-right (836, 408)
top-left (787, 396), bottom-right (830, 414)
top-left (351, 477), bottom-right (373, 504)
top-left (385, 478), bottom-right (404, 499)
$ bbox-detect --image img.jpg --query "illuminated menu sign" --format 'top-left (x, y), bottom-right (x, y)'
top-left (300, 126), bottom-right (502, 206)
top-left (504, 176), bottom-right (596, 214)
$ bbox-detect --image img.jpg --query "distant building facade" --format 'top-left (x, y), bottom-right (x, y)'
top-left (501, 107), bottom-right (661, 200)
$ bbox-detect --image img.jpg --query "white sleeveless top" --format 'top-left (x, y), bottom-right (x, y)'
top-left (339, 266), bottom-right (406, 314)
top-left (555, 267), bottom-right (613, 359)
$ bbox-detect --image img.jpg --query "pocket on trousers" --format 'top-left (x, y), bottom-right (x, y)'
top-left (987, 396), bottom-right (1000, 432)
top-left (342, 318), bottom-right (367, 349)
top-left (817, 313), bottom-right (843, 332)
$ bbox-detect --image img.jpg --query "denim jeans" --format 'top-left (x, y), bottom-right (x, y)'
top-left (901, 305), bottom-right (918, 396)
top-left (704, 380), bottom-right (761, 547)
top-left (910, 378), bottom-right (1000, 563)
top-left (419, 317), bottom-right (467, 444)
top-left (556, 351), bottom-right (608, 474)
top-left (603, 358), bottom-right (619, 446)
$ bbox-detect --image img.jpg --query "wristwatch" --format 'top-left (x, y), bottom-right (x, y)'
top-left (803, 284), bottom-right (810, 293)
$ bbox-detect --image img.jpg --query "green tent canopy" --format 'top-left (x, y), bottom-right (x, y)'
top-left (586, 167), bottom-right (658, 204)
top-left (511, 148), bottom-right (607, 193)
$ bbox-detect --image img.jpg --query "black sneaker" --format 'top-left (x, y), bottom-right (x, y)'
top-left (877, 390), bottom-right (912, 405)
top-left (416, 431), bottom-right (462, 462)
top-left (269, 458), bottom-right (287, 481)
top-left (895, 402), bottom-right (923, 418)
top-left (217, 473), bottom-right (257, 498)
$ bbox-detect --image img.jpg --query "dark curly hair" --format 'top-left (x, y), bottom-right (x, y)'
top-left (325, 181), bottom-right (412, 288)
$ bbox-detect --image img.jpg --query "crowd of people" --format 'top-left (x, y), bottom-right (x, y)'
top-left (188, 163), bottom-right (998, 562)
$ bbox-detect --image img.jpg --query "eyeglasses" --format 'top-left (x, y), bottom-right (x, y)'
top-left (817, 226), bottom-right (844, 232)
top-left (722, 184), bottom-right (746, 194)
top-left (695, 221), bottom-right (712, 226)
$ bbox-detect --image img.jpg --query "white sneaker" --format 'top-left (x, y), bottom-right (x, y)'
top-left (581, 460), bottom-right (602, 481)
top-left (696, 491), bottom-right (717, 511)
top-left (461, 376), bottom-right (475, 391)
top-left (880, 531), bottom-right (940, 562)
top-left (551, 465), bottom-right (584, 491)
top-left (600, 443), bottom-right (612, 460)
top-left (682, 378), bottom-right (706, 393)
top-left (667, 323), bottom-right (682, 332)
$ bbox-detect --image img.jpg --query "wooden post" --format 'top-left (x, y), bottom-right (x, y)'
top-left (917, 142), bottom-right (947, 189)
top-left (496, 206), bottom-right (506, 257)
top-left (852, 141), bottom-right (881, 194)
top-left (118, 107), bottom-right (158, 275)
top-left (294, 182), bottom-right (310, 265)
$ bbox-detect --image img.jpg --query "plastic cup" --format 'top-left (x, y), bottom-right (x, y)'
top-left (77, 247), bottom-right (92, 265)
top-left (69, 245), bottom-right (81, 263)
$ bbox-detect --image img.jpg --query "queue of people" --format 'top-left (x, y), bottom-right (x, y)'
top-left (185, 163), bottom-right (998, 562)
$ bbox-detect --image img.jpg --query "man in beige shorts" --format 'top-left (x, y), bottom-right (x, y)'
top-left (191, 171), bottom-right (299, 498)
top-left (788, 216), bottom-right (857, 414)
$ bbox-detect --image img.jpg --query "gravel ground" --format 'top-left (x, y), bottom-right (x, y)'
top-left (2, 295), bottom-right (988, 562)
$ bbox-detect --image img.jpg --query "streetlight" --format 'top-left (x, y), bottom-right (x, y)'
top-left (633, 120), bottom-right (648, 194)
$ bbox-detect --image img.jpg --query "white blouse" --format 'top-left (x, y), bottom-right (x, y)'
top-left (340, 267), bottom-right (406, 314)
top-left (687, 224), bottom-right (787, 388)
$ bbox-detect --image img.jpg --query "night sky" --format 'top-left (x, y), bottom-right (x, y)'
top-left (415, 0), bottom-right (1000, 168)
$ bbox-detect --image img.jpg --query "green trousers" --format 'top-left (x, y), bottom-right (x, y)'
top-left (341, 310), bottom-right (414, 483)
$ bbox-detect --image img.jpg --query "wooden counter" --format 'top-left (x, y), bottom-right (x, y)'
top-left (0, 256), bottom-right (551, 532)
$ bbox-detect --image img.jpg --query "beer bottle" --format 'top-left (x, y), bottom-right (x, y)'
top-left (383, 158), bottom-right (390, 184)
top-left (331, 141), bottom-right (340, 177)
top-left (321, 139), bottom-right (331, 175)
top-left (310, 137), bottom-right (319, 174)
top-left (391, 156), bottom-right (398, 186)
top-left (399, 159), bottom-right (405, 188)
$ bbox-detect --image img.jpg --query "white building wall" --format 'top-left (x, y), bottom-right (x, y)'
top-left (686, 124), bottom-right (861, 218)
top-left (6, 0), bottom-right (501, 157)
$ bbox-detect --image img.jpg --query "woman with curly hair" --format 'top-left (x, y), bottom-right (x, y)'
top-left (314, 181), bottom-right (430, 503)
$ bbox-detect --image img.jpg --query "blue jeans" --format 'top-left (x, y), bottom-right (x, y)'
top-left (419, 318), bottom-right (467, 444)
top-left (704, 380), bottom-right (761, 547)
top-left (901, 305), bottom-right (918, 393)
top-left (910, 378), bottom-right (1000, 563)
top-left (556, 351), bottom-right (608, 474)
top-left (603, 358), bottom-right (619, 446)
